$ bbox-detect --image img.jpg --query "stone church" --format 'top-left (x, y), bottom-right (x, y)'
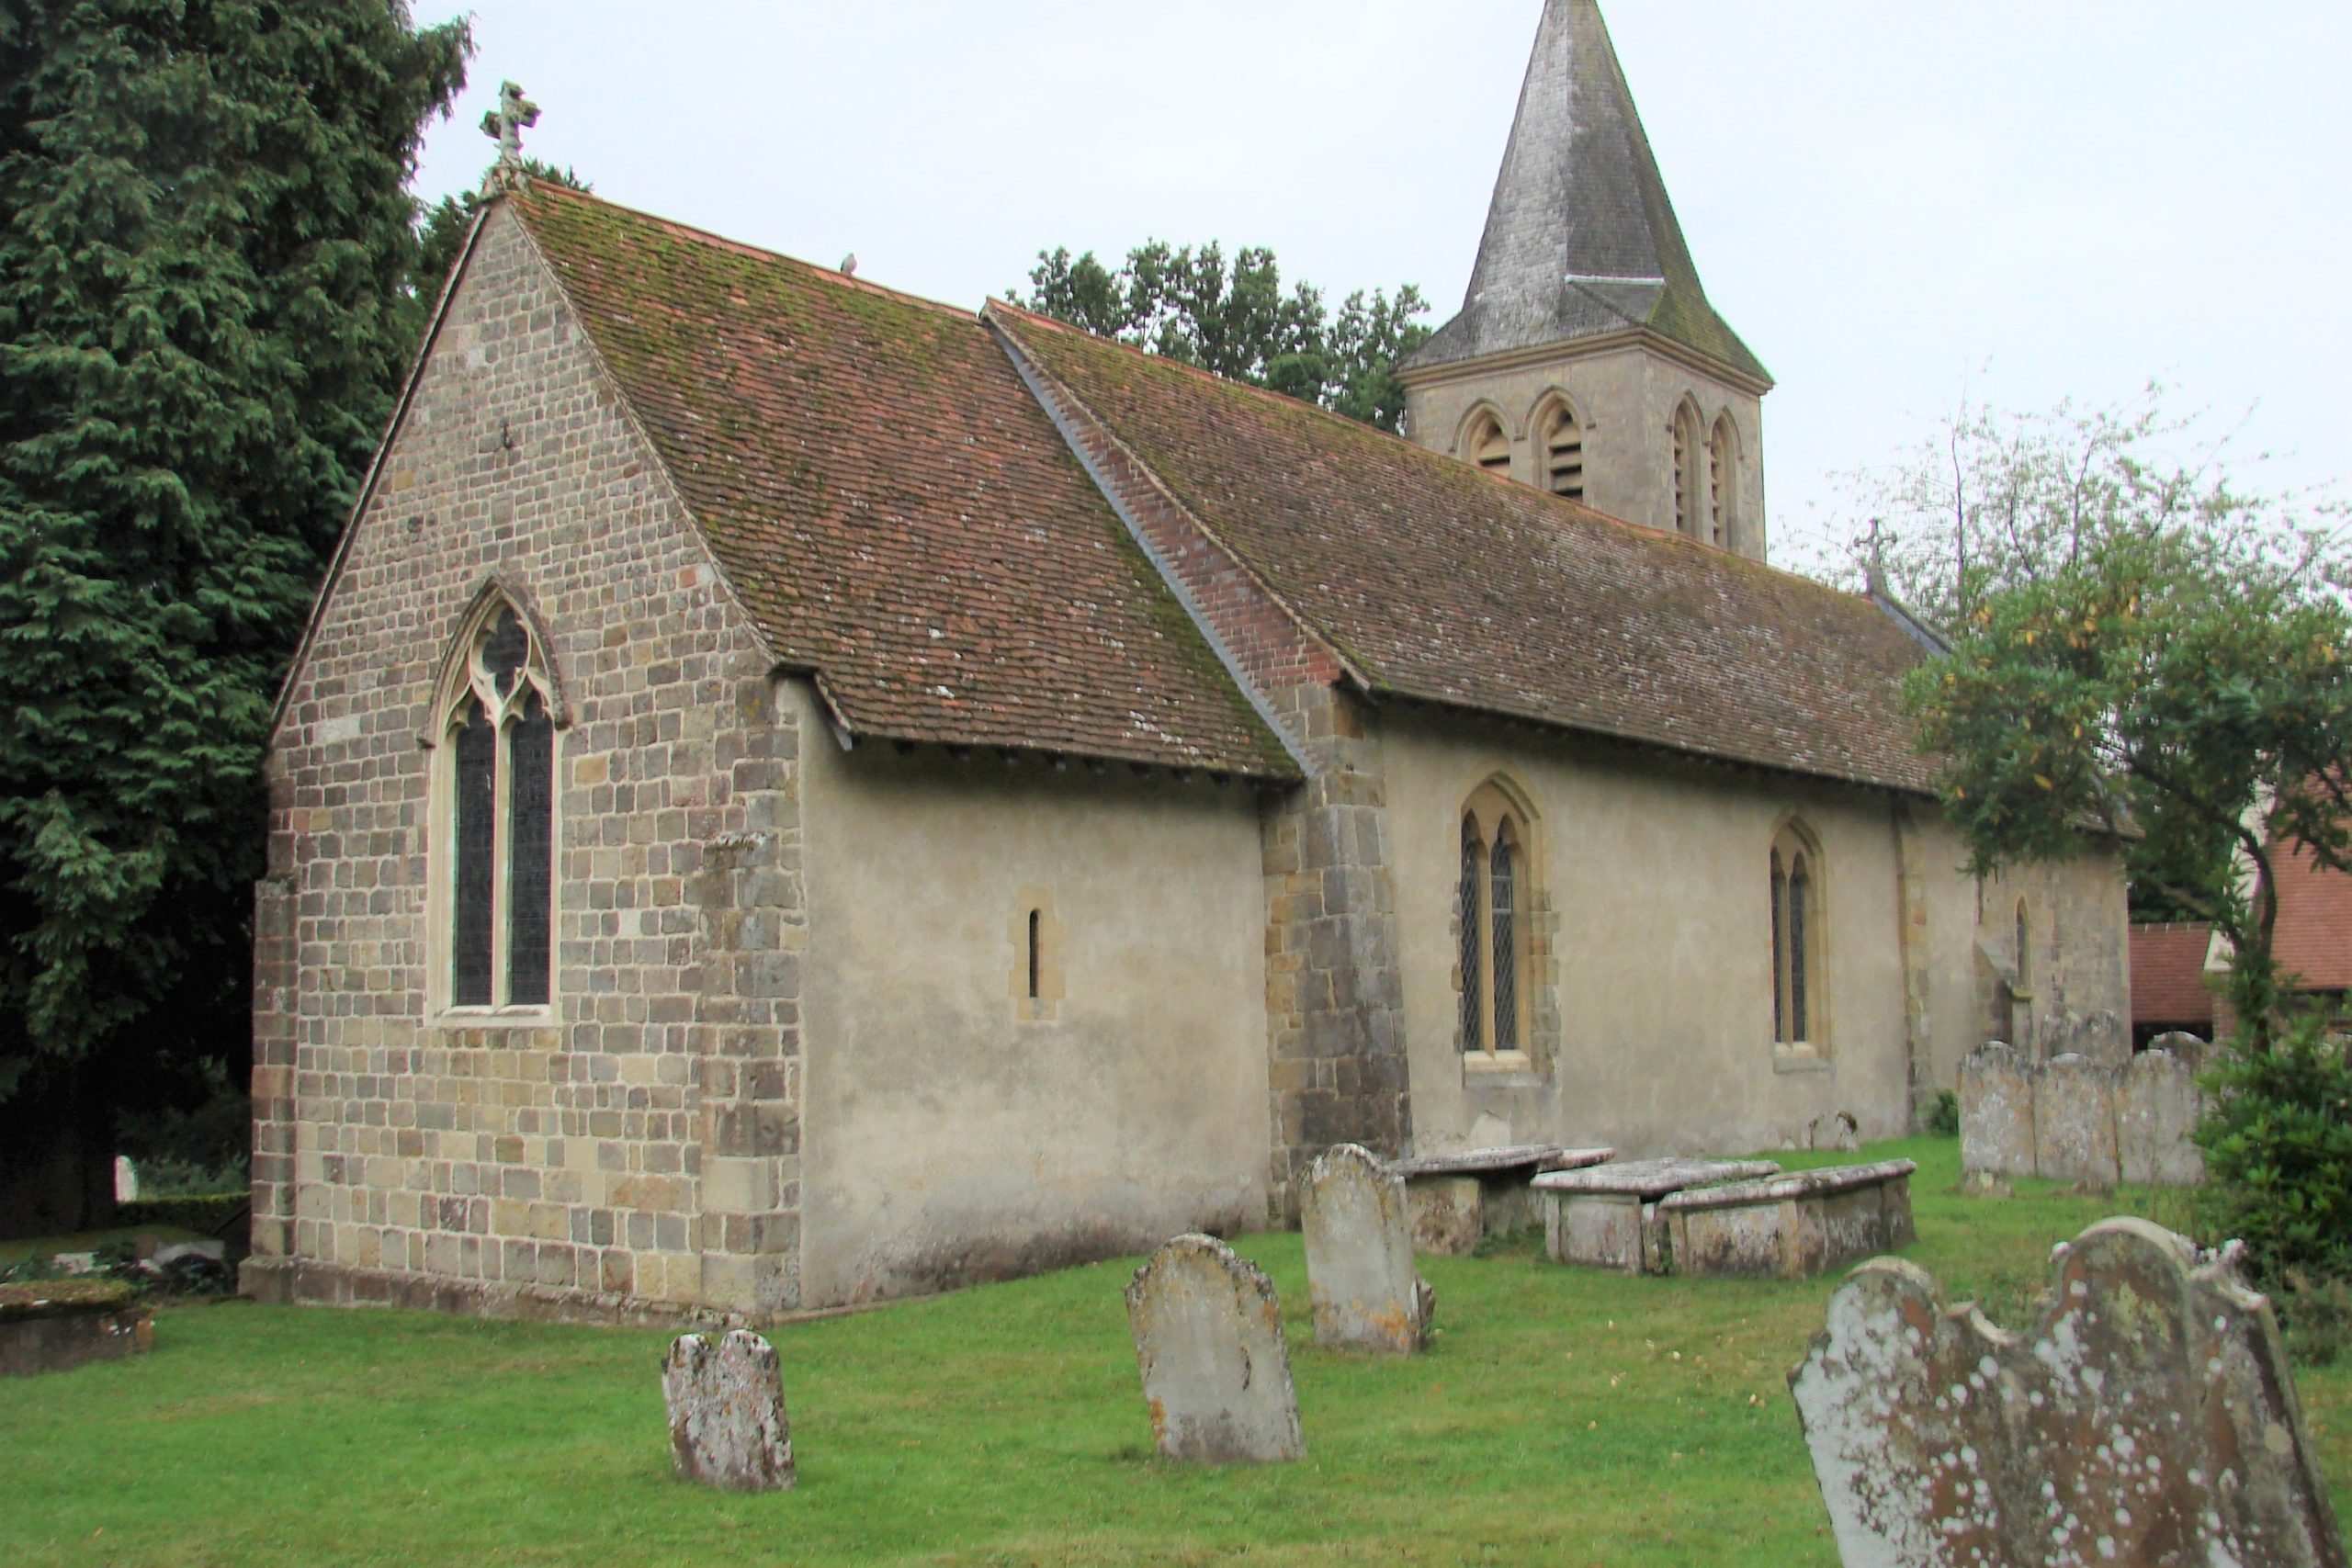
top-left (244, 0), bottom-right (2128, 1321)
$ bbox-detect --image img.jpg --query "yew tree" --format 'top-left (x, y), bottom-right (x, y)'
top-left (0, 0), bottom-right (469, 1231)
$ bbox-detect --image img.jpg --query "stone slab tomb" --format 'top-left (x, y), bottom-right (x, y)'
top-left (1125, 1234), bottom-right (1304, 1464)
top-left (1657, 1159), bottom-right (1916, 1280)
top-left (0, 1280), bottom-right (153, 1378)
top-left (1533, 1157), bottom-right (1780, 1275)
top-left (662, 1329), bottom-right (796, 1492)
top-left (1299, 1144), bottom-right (1433, 1353)
top-left (1389, 1144), bottom-right (1614, 1257)
top-left (1791, 1217), bottom-right (2347, 1568)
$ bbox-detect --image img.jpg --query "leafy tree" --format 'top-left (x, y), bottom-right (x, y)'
top-left (1905, 508), bottom-right (2352, 1050)
top-left (0, 0), bottom-right (470, 1233)
top-left (1830, 389), bottom-right (2344, 919)
top-left (1014, 243), bottom-right (1430, 434)
top-left (412, 157), bottom-right (589, 307)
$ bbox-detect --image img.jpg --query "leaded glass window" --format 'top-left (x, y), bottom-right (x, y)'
top-left (1770, 824), bottom-right (1825, 1047)
top-left (441, 602), bottom-right (558, 1011)
top-left (1490, 830), bottom-right (1519, 1052)
top-left (1457, 817), bottom-right (1485, 1054)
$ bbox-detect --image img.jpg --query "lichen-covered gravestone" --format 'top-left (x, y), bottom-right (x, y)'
top-left (1790, 1217), bottom-right (2347, 1567)
top-left (1959, 1041), bottom-right (2036, 1180)
top-left (2117, 1048), bottom-right (2205, 1188)
top-left (1299, 1144), bottom-right (1433, 1353)
top-left (2035, 1052), bottom-right (2120, 1188)
top-left (662, 1329), bottom-right (795, 1492)
top-left (1125, 1234), bottom-right (1304, 1464)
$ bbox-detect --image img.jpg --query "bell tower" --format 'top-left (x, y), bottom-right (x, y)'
top-left (1400, 0), bottom-right (1773, 559)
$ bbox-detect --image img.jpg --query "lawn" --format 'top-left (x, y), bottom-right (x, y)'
top-left (6, 1136), bottom-right (2348, 1566)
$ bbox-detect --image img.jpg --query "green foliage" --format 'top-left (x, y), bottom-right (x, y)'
top-left (116, 1194), bottom-right (246, 1235)
top-left (1902, 442), bottom-right (2352, 1041)
top-left (2197, 1013), bottom-right (2352, 1285)
top-left (1014, 242), bottom-right (1430, 433)
top-left (0, 2), bottom-right (469, 1119)
top-left (2282, 1270), bottom-right (2352, 1370)
top-left (411, 159), bottom-right (588, 306)
top-left (1928, 1089), bottom-right (1961, 1137)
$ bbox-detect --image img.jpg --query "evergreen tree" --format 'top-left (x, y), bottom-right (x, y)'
top-left (0, 0), bottom-right (469, 1233)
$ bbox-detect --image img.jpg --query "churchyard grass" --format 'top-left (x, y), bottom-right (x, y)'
top-left (7, 1136), bottom-right (2349, 1566)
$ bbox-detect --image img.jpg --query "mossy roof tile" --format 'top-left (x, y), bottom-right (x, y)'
top-left (992, 302), bottom-right (1935, 795)
top-left (506, 184), bottom-right (1296, 781)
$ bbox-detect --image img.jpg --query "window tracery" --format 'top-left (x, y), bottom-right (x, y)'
top-left (438, 601), bottom-right (557, 1012)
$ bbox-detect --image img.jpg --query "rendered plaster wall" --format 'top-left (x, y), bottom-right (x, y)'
top-left (794, 692), bottom-right (1272, 1310)
top-left (1402, 342), bottom-right (1767, 559)
top-left (1378, 709), bottom-right (1944, 1156)
top-left (249, 203), bottom-right (804, 1320)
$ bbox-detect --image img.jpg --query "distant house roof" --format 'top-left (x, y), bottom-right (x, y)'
top-left (2271, 839), bottom-right (2352, 991)
top-left (2129, 923), bottom-right (2215, 1027)
top-left (507, 184), bottom-right (1297, 781)
top-left (989, 302), bottom-right (1936, 795)
top-left (1405, 0), bottom-right (1768, 386)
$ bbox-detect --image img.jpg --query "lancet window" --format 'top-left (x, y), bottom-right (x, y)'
top-left (439, 602), bottom-right (557, 1011)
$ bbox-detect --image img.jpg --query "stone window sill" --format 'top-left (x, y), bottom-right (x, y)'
top-left (1772, 1043), bottom-right (1833, 1075)
top-left (432, 1007), bottom-right (559, 1034)
top-left (1464, 1050), bottom-right (1543, 1085)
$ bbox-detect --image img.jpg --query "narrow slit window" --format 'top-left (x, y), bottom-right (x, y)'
top-left (1708, 415), bottom-right (1736, 547)
top-left (506, 690), bottom-right (555, 1007)
top-left (1027, 908), bottom-right (1042, 1000)
top-left (1770, 849), bottom-right (1787, 1043)
top-left (1770, 823), bottom-right (1826, 1048)
top-left (1458, 816), bottom-right (1485, 1053)
top-left (1789, 854), bottom-right (1812, 1043)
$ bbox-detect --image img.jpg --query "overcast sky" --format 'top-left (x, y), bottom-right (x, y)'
top-left (411, 2), bottom-right (2350, 581)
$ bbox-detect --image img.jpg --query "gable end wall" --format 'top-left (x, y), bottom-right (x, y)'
top-left (244, 205), bottom-right (804, 1321)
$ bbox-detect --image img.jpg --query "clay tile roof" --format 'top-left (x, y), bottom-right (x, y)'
top-left (2270, 840), bottom-right (2352, 991)
top-left (990, 303), bottom-right (1937, 794)
top-left (505, 184), bottom-right (1296, 781)
top-left (2129, 923), bottom-right (2216, 1026)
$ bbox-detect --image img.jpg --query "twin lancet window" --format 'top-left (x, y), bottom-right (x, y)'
top-left (1769, 822), bottom-right (1824, 1048)
top-left (442, 604), bottom-right (556, 1010)
top-left (1456, 787), bottom-right (1532, 1062)
top-left (1464, 403), bottom-right (1586, 503)
top-left (1668, 402), bottom-right (1739, 547)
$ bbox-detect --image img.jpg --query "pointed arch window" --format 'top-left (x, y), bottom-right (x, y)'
top-left (437, 602), bottom-right (558, 1013)
top-left (1770, 821), bottom-right (1826, 1050)
top-left (1458, 783), bottom-right (1537, 1066)
top-left (1669, 400), bottom-right (1705, 537)
top-left (1465, 410), bottom-right (1512, 478)
top-left (1707, 414), bottom-right (1737, 547)
top-left (1537, 398), bottom-right (1585, 502)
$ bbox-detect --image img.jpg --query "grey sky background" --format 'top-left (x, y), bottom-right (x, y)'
top-left (411, 2), bottom-right (2351, 582)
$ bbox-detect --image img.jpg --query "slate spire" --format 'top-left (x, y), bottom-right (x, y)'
top-left (1408, 0), bottom-right (1768, 385)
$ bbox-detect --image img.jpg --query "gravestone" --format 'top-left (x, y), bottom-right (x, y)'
top-left (2035, 1052), bottom-right (2120, 1188)
top-left (1790, 1217), bottom-right (2347, 1568)
top-left (662, 1329), bottom-right (795, 1492)
top-left (1534, 1157), bottom-right (1780, 1274)
top-left (1125, 1234), bottom-right (1304, 1464)
top-left (1658, 1160), bottom-right (1915, 1280)
top-left (2118, 1048), bottom-right (2205, 1188)
top-left (1959, 1041), bottom-right (2036, 1179)
top-left (1299, 1144), bottom-right (1432, 1353)
top-left (1387, 1144), bottom-right (1613, 1256)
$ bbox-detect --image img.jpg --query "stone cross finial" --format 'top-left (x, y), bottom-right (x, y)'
top-left (480, 82), bottom-right (540, 191)
top-left (1862, 517), bottom-right (1888, 597)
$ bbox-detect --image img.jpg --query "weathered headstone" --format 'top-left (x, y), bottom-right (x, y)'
top-left (1125, 1234), bottom-right (1304, 1464)
top-left (662, 1329), bottom-right (795, 1492)
top-left (2035, 1051), bottom-right (2120, 1188)
top-left (1299, 1144), bottom-right (1433, 1353)
top-left (1791, 1217), bottom-right (2347, 1568)
top-left (2118, 1048), bottom-right (2206, 1188)
top-left (1959, 1041), bottom-right (2036, 1179)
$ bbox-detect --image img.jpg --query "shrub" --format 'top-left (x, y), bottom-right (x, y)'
top-left (2280, 1270), bottom-right (2352, 1368)
top-left (2196, 1012), bottom-right (2352, 1286)
top-left (118, 1195), bottom-right (248, 1238)
top-left (1928, 1089), bottom-right (1961, 1138)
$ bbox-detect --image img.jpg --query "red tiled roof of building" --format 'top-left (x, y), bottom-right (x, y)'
top-left (988, 302), bottom-right (1939, 794)
top-left (2270, 839), bottom-right (2352, 990)
top-left (505, 184), bottom-right (1297, 780)
top-left (2129, 922), bottom-right (2214, 1027)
